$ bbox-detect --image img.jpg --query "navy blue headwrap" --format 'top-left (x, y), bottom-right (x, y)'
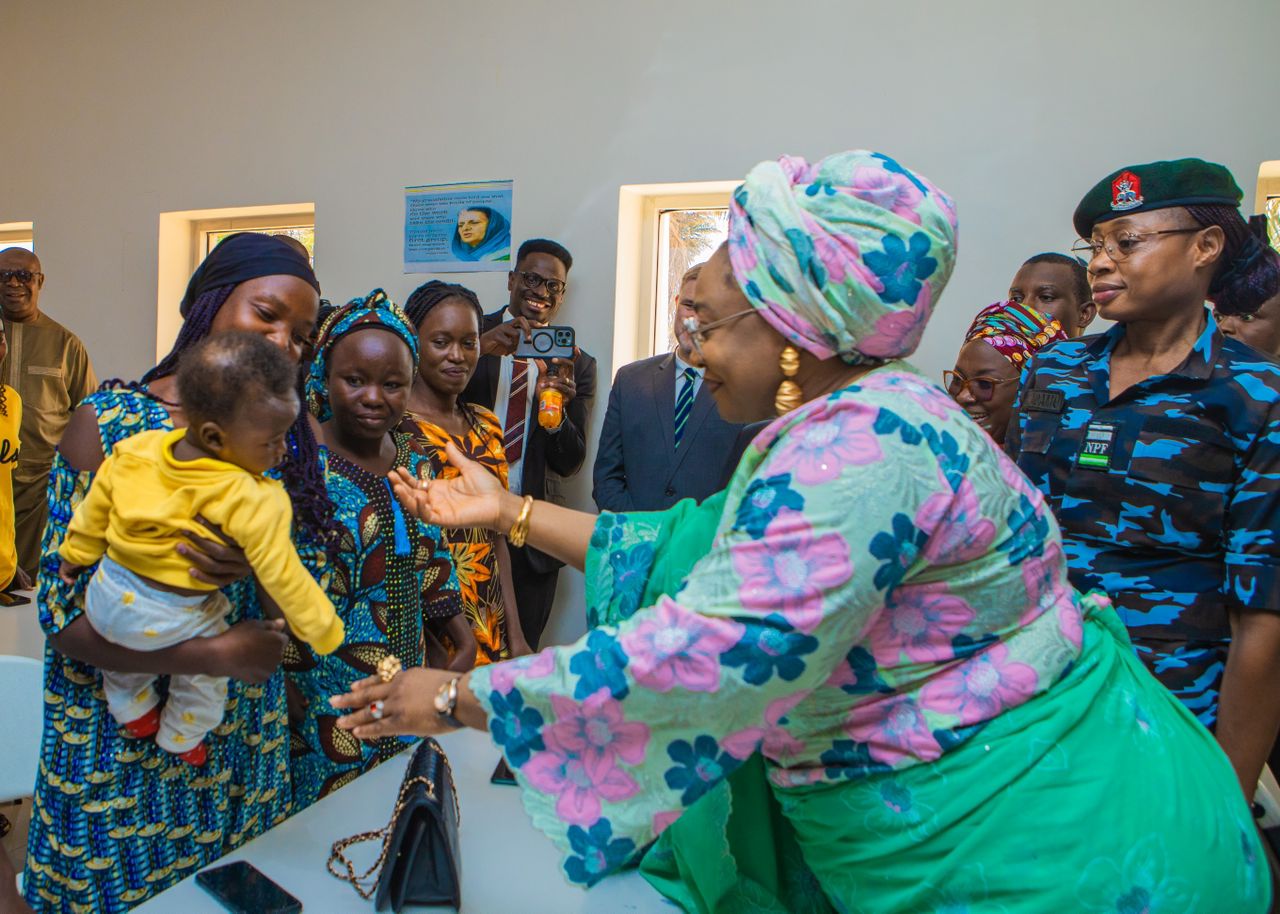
top-left (179, 232), bottom-right (320, 317)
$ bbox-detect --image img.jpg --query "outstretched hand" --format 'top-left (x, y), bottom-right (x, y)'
top-left (388, 440), bottom-right (510, 532)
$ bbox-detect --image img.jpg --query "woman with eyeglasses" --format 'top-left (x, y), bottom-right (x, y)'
top-left (330, 151), bottom-right (1266, 912)
top-left (1006, 158), bottom-right (1280, 802)
top-left (946, 300), bottom-right (1067, 444)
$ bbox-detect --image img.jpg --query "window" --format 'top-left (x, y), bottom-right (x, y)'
top-left (613, 181), bottom-right (736, 374)
top-left (195, 215), bottom-right (314, 268)
top-left (157, 203), bottom-right (314, 361)
top-left (204, 224), bottom-right (314, 264)
top-left (653, 208), bottom-right (728, 355)
top-left (0, 222), bottom-right (34, 252)
top-left (1256, 162), bottom-right (1280, 254)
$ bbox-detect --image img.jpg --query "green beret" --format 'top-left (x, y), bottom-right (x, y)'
top-left (1072, 157), bottom-right (1243, 238)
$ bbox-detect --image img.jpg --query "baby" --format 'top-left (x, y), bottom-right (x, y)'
top-left (59, 331), bottom-right (344, 765)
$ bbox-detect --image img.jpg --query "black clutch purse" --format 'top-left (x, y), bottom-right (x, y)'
top-left (327, 737), bottom-right (462, 911)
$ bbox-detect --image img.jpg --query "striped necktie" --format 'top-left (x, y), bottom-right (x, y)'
top-left (673, 366), bottom-right (698, 447)
top-left (503, 359), bottom-right (530, 464)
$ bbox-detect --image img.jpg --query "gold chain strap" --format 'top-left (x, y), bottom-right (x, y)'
top-left (326, 751), bottom-right (461, 900)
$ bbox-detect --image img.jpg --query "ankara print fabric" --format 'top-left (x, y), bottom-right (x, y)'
top-left (1006, 313), bottom-right (1280, 726)
top-left (469, 364), bottom-right (1083, 887)
top-left (286, 433), bottom-right (462, 809)
top-left (25, 388), bottom-right (306, 913)
top-left (403, 406), bottom-right (513, 665)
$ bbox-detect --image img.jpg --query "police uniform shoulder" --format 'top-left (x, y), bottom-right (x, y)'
top-left (1219, 335), bottom-right (1280, 390)
top-left (1027, 334), bottom-right (1089, 366)
top-left (1219, 333), bottom-right (1280, 365)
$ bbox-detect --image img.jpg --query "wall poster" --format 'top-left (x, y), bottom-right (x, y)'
top-left (404, 179), bottom-right (513, 273)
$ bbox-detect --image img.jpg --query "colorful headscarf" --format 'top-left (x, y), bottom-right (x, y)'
top-left (728, 150), bottom-right (958, 365)
top-left (964, 300), bottom-right (1066, 368)
top-left (305, 288), bottom-right (419, 422)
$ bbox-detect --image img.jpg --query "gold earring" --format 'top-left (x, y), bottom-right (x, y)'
top-left (775, 345), bottom-right (803, 415)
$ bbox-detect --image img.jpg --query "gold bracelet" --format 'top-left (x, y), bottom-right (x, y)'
top-left (508, 495), bottom-right (535, 548)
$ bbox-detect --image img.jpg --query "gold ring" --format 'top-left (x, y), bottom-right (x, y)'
top-left (377, 655), bottom-right (403, 683)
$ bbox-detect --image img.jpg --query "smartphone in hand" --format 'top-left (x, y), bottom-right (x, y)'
top-left (512, 326), bottom-right (575, 361)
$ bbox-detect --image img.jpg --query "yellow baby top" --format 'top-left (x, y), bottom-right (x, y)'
top-left (0, 386), bottom-right (22, 589)
top-left (59, 427), bottom-right (344, 654)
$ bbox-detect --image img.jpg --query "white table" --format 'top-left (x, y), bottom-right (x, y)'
top-left (134, 728), bottom-right (671, 913)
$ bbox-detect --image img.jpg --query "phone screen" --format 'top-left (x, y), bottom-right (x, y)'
top-left (195, 860), bottom-right (302, 914)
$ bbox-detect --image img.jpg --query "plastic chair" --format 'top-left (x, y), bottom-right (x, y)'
top-left (0, 656), bottom-right (41, 803)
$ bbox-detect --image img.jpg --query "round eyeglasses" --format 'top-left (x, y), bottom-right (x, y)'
top-left (681, 308), bottom-right (758, 359)
top-left (943, 370), bottom-right (1016, 403)
top-left (1070, 228), bottom-right (1201, 262)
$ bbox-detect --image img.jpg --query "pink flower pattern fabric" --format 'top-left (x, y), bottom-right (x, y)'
top-left (866, 582), bottom-right (977, 665)
top-left (844, 692), bottom-right (943, 765)
top-left (618, 598), bottom-right (742, 693)
top-left (727, 151), bottom-right (958, 365)
top-left (470, 367), bottom-right (1082, 886)
top-left (733, 511), bottom-right (854, 633)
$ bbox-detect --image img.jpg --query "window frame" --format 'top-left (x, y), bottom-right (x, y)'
top-left (652, 206), bottom-right (729, 357)
top-left (613, 182), bottom-right (736, 377)
top-left (192, 213), bottom-right (314, 269)
top-left (0, 222), bottom-right (34, 251)
top-left (157, 203), bottom-right (314, 361)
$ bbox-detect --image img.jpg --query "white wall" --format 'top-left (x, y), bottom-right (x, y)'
top-left (3, 0), bottom-right (1276, 646)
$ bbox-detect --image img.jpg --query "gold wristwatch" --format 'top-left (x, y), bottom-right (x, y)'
top-left (433, 676), bottom-right (464, 730)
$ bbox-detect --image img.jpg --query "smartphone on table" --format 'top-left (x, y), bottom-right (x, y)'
top-left (490, 757), bottom-right (517, 786)
top-left (195, 860), bottom-right (302, 914)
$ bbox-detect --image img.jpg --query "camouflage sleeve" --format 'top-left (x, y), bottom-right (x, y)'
top-left (1003, 359), bottom-right (1035, 459)
top-left (1224, 398), bottom-right (1280, 612)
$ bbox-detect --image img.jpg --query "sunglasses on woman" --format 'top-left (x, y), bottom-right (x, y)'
top-left (943, 370), bottom-right (1016, 402)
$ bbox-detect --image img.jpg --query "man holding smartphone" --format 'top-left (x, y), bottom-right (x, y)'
top-left (462, 238), bottom-right (596, 649)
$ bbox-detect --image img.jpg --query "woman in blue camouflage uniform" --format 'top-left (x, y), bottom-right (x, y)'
top-left (1007, 158), bottom-right (1280, 797)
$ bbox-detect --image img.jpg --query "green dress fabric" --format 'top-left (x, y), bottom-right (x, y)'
top-left (472, 370), bottom-right (1267, 912)
top-left (595, 491), bottom-right (831, 913)
top-left (595, 493), bottom-right (1269, 913)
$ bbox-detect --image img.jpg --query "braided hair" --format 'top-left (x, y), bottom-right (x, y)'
top-left (107, 283), bottom-right (336, 548)
top-left (1184, 206), bottom-right (1280, 316)
top-left (403, 280), bottom-right (484, 327)
top-left (402, 280), bottom-right (487, 435)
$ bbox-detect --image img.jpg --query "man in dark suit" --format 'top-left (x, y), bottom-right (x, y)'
top-left (462, 238), bottom-right (596, 649)
top-left (593, 263), bottom-right (748, 512)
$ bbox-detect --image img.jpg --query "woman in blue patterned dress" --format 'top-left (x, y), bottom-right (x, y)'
top-left (24, 233), bottom-right (331, 912)
top-left (286, 291), bottom-right (473, 809)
